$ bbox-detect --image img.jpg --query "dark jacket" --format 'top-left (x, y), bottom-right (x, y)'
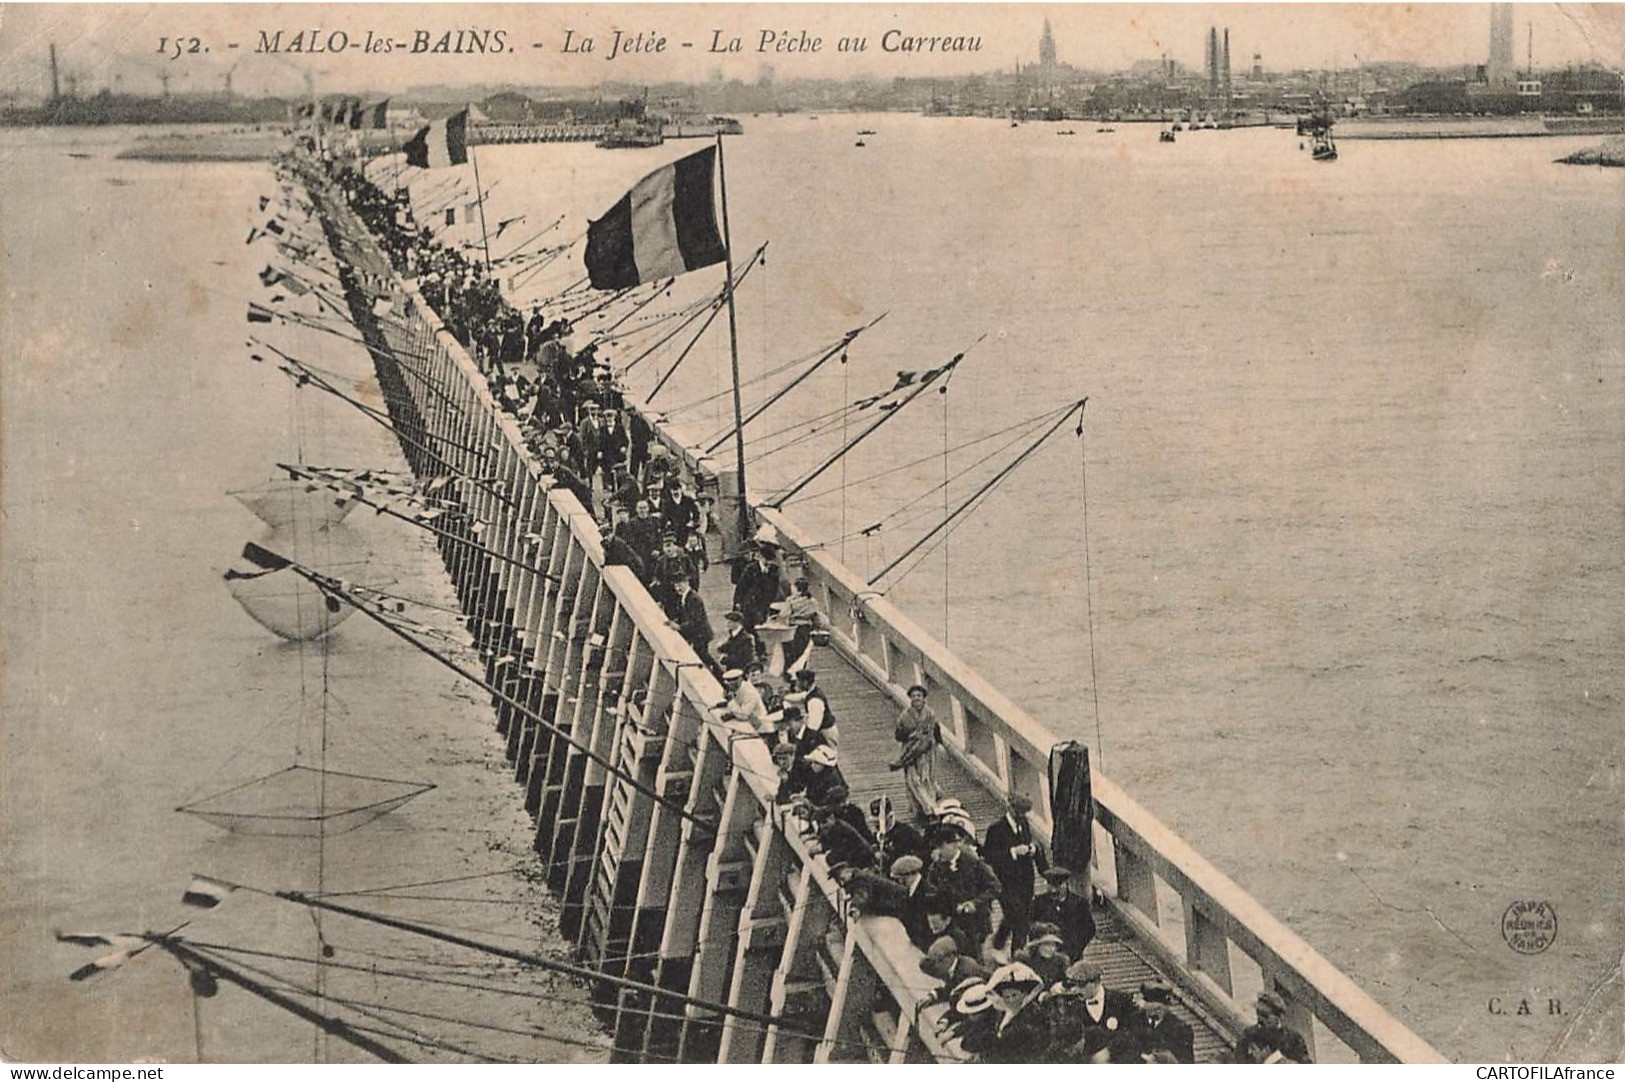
top-left (1132, 1010), bottom-right (1195, 1064)
top-left (777, 761), bottom-right (848, 808)
top-left (669, 588), bottom-right (711, 650)
top-left (717, 627), bottom-right (760, 673)
top-left (732, 558), bottom-right (784, 628)
top-left (1234, 1022), bottom-right (1312, 1064)
top-left (980, 1000), bottom-right (1053, 1063)
top-left (1031, 890), bottom-right (1097, 960)
top-left (983, 814), bottom-right (1048, 900)
top-left (1050, 988), bottom-right (1142, 1061)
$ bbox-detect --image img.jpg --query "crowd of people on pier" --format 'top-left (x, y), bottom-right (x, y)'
top-left (319, 154), bottom-right (1312, 1066)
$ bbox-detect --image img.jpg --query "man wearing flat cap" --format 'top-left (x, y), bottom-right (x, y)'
top-left (885, 854), bottom-right (939, 950)
top-left (1233, 990), bottom-right (1312, 1063)
top-left (714, 609), bottom-right (761, 675)
top-left (1130, 978), bottom-right (1194, 1063)
top-left (1046, 958), bottom-right (1141, 1062)
top-left (1031, 865), bottom-right (1097, 960)
top-left (984, 792), bottom-right (1048, 951)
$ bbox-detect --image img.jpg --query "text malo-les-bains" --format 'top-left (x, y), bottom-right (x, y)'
top-left (256, 29), bottom-right (509, 54)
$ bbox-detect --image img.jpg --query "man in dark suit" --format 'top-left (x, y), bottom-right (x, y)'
top-left (1031, 866), bottom-right (1097, 960)
top-left (572, 402), bottom-right (604, 483)
top-left (1130, 979), bottom-right (1195, 1064)
top-left (1045, 960), bottom-right (1141, 1062)
top-left (983, 793), bottom-right (1047, 950)
top-left (667, 577), bottom-right (716, 673)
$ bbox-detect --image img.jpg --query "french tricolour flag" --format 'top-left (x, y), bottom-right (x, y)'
top-left (403, 109), bottom-right (469, 170)
top-left (584, 145), bottom-right (728, 291)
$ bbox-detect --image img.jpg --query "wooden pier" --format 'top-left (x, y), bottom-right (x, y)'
top-left (307, 166), bottom-right (1447, 1064)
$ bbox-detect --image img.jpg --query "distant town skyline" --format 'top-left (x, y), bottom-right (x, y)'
top-left (3, 3), bottom-right (1622, 100)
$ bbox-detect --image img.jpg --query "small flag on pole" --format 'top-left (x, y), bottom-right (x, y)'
top-left (223, 542), bottom-right (291, 581)
top-left (57, 931), bottom-right (146, 949)
top-left (57, 932), bottom-right (149, 982)
top-left (584, 145), bottom-right (727, 290)
top-left (181, 874), bottom-right (241, 909)
top-left (403, 108), bottom-right (469, 169)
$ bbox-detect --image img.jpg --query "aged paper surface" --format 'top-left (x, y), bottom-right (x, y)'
top-left (1, 2), bottom-right (1621, 1066)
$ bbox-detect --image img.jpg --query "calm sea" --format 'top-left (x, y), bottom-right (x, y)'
top-left (463, 114), bottom-right (1623, 1061)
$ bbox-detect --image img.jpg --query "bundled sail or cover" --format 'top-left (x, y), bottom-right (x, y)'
top-left (584, 145), bottom-right (728, 290)
top-left (403, 109), bottom-right (469, 169)
top-left (1048, 741), bottom-right (1095, 875)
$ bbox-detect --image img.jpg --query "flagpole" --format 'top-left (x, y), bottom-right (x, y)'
top-left (715, 132), bottom-right (750, 551)
top-left (468, 122), bottom-right (493, 268)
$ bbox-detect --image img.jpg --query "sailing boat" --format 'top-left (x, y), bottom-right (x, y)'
top-left (1311, 127), bottom-right (1338, 162)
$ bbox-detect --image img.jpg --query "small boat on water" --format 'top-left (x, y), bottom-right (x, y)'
top-left (596, 118), bottom-right (663, 149)
top-left (1160, 130), bottom-right (1177, 143)
top-left (1311, 131), bottom-right (1338, 162)
top-left (857, 128), bottom-right (877, 136)
top-left (855, 139), bottom-right (866, 148)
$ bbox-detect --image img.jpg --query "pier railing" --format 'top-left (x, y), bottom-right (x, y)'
top-left (311, 165), bottom-right (1444, 1063)
top-left (625, 401), bottom-right (1446, 1065)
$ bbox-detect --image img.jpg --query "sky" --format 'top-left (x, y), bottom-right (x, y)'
top-left (2, 3), bottom-right (1623, 99)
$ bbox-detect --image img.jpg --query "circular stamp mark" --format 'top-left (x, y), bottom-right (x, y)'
top-left (1501, 900), bottom-right (1557, 955)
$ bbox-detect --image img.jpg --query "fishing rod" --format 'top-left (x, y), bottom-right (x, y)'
top-left (422, 181), bottom-right (497, 218)
top-left (638, 246), bottom-right (768, 394)
top-left (491, 214), bottom-right (565, 267)
top-left (763, 354), bottom-right (965, 508)
top-left (614, 291), bottom-right (723, 380)
top-left (246, 546), bottom-right (719, 840)
top-left (226, 887), bottom-right (833, 1042)
top-left (702, 313), bottom-right (888, 455)
top-left (590, 275), bottom-right (684, 341)
top-left (250, 339), bottom-right (490, 465)
top-left (595, 289), bottom-right (725, 352)
top-left (869, 397), bottom-right (1088, 585)
top-left (508, 241), bottom-right (588, 295)
top-left (645, 296), bottom-right (729, 401)
top-left (665, 329), bottom-right (853, 421)
top-left (176, 940), bottom-right (562, 1063)
top-left (276, 463), bottom-right (544, 579)
top-left (249, 299), bottom-right (374, 349)
top-left (152, 937), bottom-right (411, 1063)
